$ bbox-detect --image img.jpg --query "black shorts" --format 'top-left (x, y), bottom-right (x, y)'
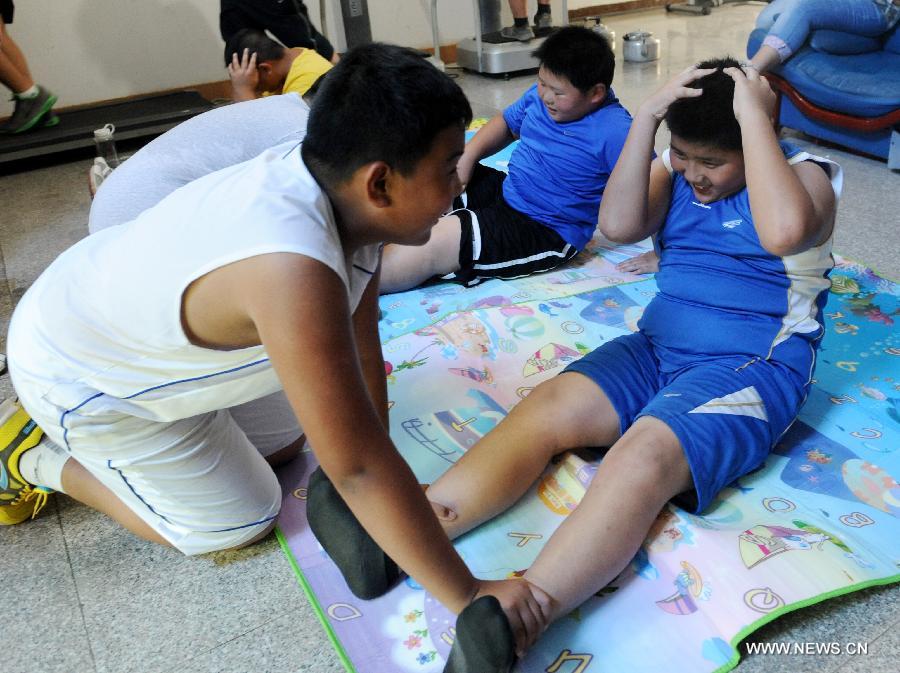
top-left (220, 0), bottom-right (334, 61)
top-left (447, 164), bottom-right (578, 287)
top-left (1, 0), bottom-right (14, 24)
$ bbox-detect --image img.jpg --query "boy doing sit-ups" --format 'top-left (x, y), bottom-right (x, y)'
top-left (311, 58), bottom-right (842, 671)
top-left (226, 27), bottom-right (331, 101)
top-left (2, 44), bottom-right (549, 650)
top-left (379, 25), bottom-right (633, 293)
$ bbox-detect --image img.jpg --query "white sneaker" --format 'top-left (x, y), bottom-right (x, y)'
top-left (88, 157), bottom-right (114, 198)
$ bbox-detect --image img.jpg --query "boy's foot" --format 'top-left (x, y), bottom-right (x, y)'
top-left (534, 12), bottom-right (553, 30)
top-left (0, 398), bottom-right (53, 525)
top-left (500, 25), bottom-right (535, 42)
top-left (306, 466), bottom-right (401, 599)
top-left (42, 112), bottom-right (61, 128)
top-left (444, 596), bottom-right (516, 673)
top-left (0, 86), bottom-right (58, 134)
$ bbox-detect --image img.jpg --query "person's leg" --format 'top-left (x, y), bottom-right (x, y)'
top-left (534, 0), bottom-right (552, 29)
top-left (425, 372), bottom-right (622, 541)
top-left (379, 213), bottom-right (464, 293)
top-left (502, 0), bottom-right (535, 41)
top-left (14, 404), bottom-right (286, 553)
top-left (0, 21), bottom-right (31, 93)
top-left (523, 417), bottom-right (691, 618)
top-left (0, 21), bottom-right (55, 133)
top-left (751, 0), bottom-right (889, 71)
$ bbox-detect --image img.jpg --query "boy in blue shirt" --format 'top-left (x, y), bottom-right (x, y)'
top-left (311, 58), bottom-right (841, 671)
top-left (379, 26), bottom-right (632, 292)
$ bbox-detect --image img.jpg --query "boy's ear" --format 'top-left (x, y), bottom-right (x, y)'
top-left (589, 83), bottom-right (607, 105)
top-left (362, 161), bottom-right (392, 208)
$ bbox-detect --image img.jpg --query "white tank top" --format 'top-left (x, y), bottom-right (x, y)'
top-left (9, 141), bottom-right (380, 425)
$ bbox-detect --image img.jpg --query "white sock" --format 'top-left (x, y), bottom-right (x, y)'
top-left (16, 84), bottom-right (40, 99)
top-left (18, 438), bottom-right (70, 492)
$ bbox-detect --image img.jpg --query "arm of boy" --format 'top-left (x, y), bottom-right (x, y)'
top-left (599, 66), bottom-right (716, 244)
top-left (241, 253), bottom-right (549, 648)
top-left (228, 48), bottom-right (259, 102)
top-left (725, 67), bottom-right (836, 255)
top-left (351, 262), bottom-right (389, 428)
top-left (456, 113), bottom-right (515, 188)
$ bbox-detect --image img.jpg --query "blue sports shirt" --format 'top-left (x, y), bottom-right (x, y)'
top-left (502, 85), bottom-right (633, 250)
top-left (639, 142), bottom-right (841, 377)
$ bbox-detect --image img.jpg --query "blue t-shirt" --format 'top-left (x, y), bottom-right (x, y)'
top-left (639, 142), bottom-right (837, 377)
top-left (502, 85), bottom-right (632, 250)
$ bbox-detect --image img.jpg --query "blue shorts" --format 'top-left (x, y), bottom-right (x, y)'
top-left (564, 332), bottom-right (808, 513)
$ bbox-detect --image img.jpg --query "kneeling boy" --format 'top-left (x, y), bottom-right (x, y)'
top-left (3, 44), bottom-right (545, 643)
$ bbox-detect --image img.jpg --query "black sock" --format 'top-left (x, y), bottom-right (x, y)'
top-left (514, 17), bottom-right (528, 28)
top-left (444, 596), bottom-right (516, 673)
top-left (536, 4), bottom-right (551, 15)
top-left (306, 466), bottom-right (401, 599)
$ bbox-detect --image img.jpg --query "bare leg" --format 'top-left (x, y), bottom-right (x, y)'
top-left (508, 0), bottom-right (528, 19)
top-left (426, 372), bottom-right (622, 541)
top-left (379, 214), bottom-right (463, 294)
top-left (58, 434), bottom-right (305, 549)
top-left (524, 417), bottom-right (692, 619)
top-left (0, 23), bottom-right (33, 93)
top-left (749, 44), bottom-right (781, 75)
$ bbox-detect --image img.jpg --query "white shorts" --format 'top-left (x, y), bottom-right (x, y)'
top-left (17, 384), bottom-right (302, 555)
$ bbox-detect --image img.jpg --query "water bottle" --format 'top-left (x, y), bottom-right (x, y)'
top-left (93, 123), bottom-right (120, 168)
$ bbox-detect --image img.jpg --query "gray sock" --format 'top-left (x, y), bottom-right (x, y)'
top-left (444, 596), bottom-right (516, 673)
top-left (306, 466), bottom-right (400, 599)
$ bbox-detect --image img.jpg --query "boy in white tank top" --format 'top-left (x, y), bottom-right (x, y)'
top-left (2, 43), bottom-right (554, 664)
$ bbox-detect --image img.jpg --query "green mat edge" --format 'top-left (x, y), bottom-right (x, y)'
top-left (278, 523), bottom-right (899, 672)
top-left (712, 572), bottom-right (900, 673)
top-left (276, 526), bottom-right (357, 673)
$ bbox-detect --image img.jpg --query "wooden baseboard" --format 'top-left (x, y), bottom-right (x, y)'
top-left (571, 0), bottom-right (670, 19)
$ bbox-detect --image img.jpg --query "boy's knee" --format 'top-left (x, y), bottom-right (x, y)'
top-left (607, 418), bottom-right (692, 494)
top-left (178, 513), bottom-right (281, 556)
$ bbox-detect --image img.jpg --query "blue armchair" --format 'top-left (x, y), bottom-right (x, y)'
top-left (747, 23), bottom-right (900, 168)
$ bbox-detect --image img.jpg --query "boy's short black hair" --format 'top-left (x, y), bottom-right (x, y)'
top-left (665, 57), bottom-right (743, 151)
top-left (532, 26), bottom-right (615, 92)
top-left (223, 28), bottom-right (285, 66)
top-left (301, 43), bottom-right (472, 186)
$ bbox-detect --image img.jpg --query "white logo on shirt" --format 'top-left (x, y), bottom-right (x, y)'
top-left (691, 201), bottom-right (711, 210)
top-left (722, 219), bottom-right (742, 229)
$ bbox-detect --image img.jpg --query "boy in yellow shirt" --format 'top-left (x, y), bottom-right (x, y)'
top-left (225, 28), bottom-right (331, 101)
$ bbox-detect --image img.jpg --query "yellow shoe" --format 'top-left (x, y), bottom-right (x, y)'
top-left (0, 398), bottom-right (52, 525)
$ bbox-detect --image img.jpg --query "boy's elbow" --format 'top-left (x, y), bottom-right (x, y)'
top-left (759, 223), bottom-right (817, 257)
top-left (599, 217), bottom-right (640, 245)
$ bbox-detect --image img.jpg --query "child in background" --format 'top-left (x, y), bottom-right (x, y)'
top-left (3, 43), bottom-right (549, 659)
top-left (379, 25), bottom-right (632, 293)
top-left (225, 28), bottom-right (331, 101)
top-left (314, 58), bottom-right (842, 672)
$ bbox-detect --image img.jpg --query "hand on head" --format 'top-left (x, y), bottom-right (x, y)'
top-left (723, 65), bottom-right (777, 125)
top-left (227, 48), bottom-right (259, 92)
top-left (639, 64), bottom-right (716, 122)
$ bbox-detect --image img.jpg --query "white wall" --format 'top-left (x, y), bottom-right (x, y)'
top-left (2, 0), bottom-right (581, 115)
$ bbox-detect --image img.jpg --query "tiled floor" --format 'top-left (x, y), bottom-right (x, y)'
top-left (2, 4), bottom-right (898, 673)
